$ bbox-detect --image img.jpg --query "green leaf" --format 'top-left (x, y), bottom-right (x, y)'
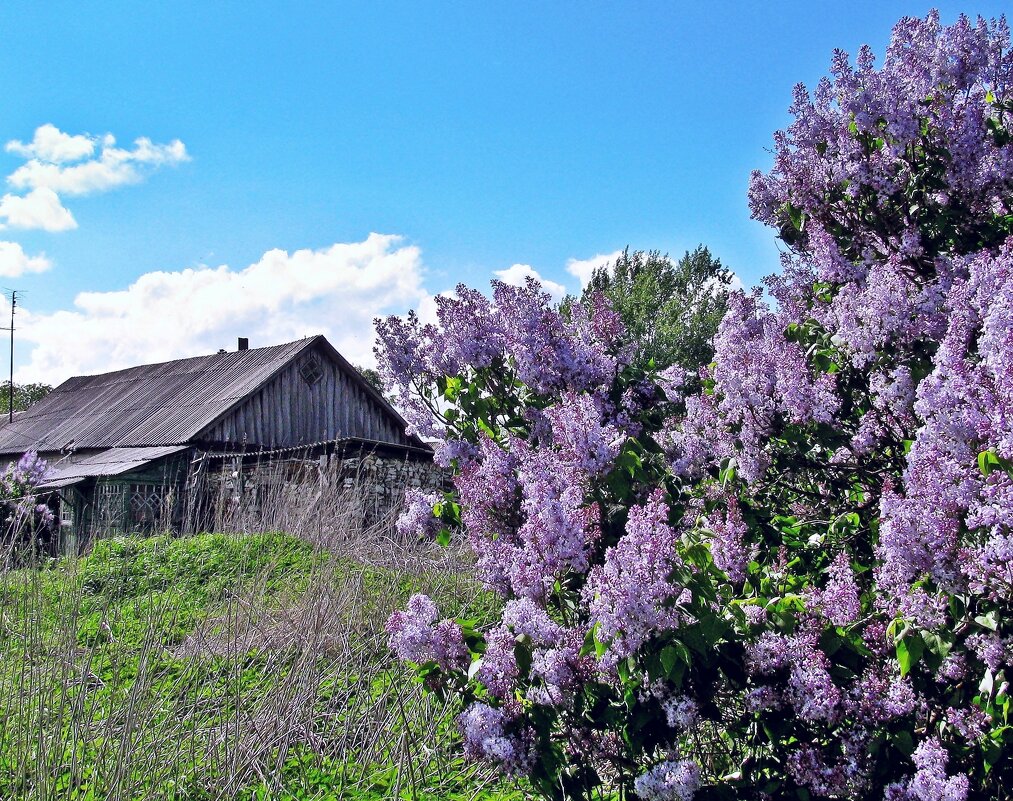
top-left (660, 645), bottom-right (680, 676)
top-left (893, 729), bottom-right (915, 756)
top-left (436, 528), bottom-right (452, 547)
top-left (896, 632), bottom-right (924, 677)
top-left (979, 449), bottom-right (1000, 476)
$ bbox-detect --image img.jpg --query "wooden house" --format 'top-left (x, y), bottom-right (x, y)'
top-left (0, 336), bottom-right (433, 548)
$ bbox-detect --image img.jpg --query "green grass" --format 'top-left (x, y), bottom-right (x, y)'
top-left (0, 531), bottom-right (521, 801)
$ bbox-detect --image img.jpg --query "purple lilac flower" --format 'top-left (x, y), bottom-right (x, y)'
top-left (475, 625), bottom-right (519, 699)
top-left (746, 620), bottom-right (842, 723)
top-left (493, 278), bottom-right (624, 395)
top-left (509, 439), bottom-right (601, 600)
top-left (936, 652), bottom-right (967, 683)
top-left (704, 494), bottom-right (756, 583)
top-left (502, 598), bottom-right (563, 645)
top-left (457, 702), bottom-right (531, 775)
top-left (14, 451), bottom-right (50, 487)
top-left (742, 604), bottom-right (767, 627)
top-left (901, 737), bottom-right (970, 801)
top-left (543, 391), bottom-right (624, 479)
top-left (706, 290), bottom-right (842, 484)
top-left (661, 695), bottom-right (699, 731)
top-left (395, 489), bottom-right (443, 540)
top-left (813, 552), bottom-right (861, 626)
top-left (874, 244), bottom-right (1013, 622)
top-left (786, 746), bottom-right (850, 798)
top-left (845, 669), bottom-right (915, 724)
top-left (945, 706), bottom-right (989, 742)
top-left (528, 630), bottom-right (589, 705)
top-left (966, 632), bottom-right (1010, 673)
top-left (584, 491), bottom-right (688, 667)
top-left (386, 594), bottom-right (469, 671)
top-left (657, 365), bottom-right (689, 402)
top-left (633, 759), bottom-right (701, 801)
top-left (744, 685), bottom-right (782, 712)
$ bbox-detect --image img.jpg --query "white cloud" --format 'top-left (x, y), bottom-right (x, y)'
top-left (0, 187), bottom-right (77, 231)
top-left (493, 263), bottom-right (567, 302)
top-left (15, 233), bottom-right (429, 384)
top-left (7, 131), bottom-right (189, 196)
top-left (0, 241), bottom-right (51, 276)
top-left (6, 123), bottom-right (96, 164)
top-left (565, 250), bottom-right (622, 290)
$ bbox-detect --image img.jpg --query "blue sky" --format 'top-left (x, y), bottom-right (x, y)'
top-left (0, 2), bottom-right (1006, 382)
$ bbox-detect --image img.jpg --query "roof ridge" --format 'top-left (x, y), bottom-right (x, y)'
top-left (62, 336), bottom-right (319, 383)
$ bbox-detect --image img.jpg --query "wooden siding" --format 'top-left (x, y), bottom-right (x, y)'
top-left (200, 350), bottom-right (411, 449)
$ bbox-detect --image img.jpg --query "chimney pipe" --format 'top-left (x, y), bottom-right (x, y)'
top-left (238, 337), bottom-right (249, 351)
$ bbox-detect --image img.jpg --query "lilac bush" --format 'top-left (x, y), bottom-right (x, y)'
top-left (378, 11), bottom-right (1011, 800)
top-left (1, 450), bottom-right (53, 565)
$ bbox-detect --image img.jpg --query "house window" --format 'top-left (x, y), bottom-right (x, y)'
top-left (299, 354), bottom-right (323, 386)
top-left (60, 497), bottom-right (74, 527)
top-left (129, 484), bottom-right (164, 525)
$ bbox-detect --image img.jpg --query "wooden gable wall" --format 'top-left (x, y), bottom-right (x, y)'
top-left (198, 347), bottom-right (411, 449)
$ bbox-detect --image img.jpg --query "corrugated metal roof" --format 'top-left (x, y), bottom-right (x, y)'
top-left (0, 338), bottom-right (320, 454)
top-left (37, 445), bottom-right (190, 488)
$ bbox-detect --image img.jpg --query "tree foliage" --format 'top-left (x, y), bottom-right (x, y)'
top-left (376, 12), bottom-right (1013, 801)
top-left (353, 365), bottom-right (385, 395)
top-left (0, 382), bottom-right (52, 415)
top-left (582, 246), bottom-right (732, 371)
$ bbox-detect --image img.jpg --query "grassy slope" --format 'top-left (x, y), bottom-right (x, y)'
top-left (0, 532), bottom-right (522, 801)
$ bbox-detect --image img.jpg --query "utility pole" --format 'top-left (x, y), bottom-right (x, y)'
top-left (8, 290), bottom-right (14, 423)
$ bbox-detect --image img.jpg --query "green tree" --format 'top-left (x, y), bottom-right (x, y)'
top-left (353, 365), bottom-right (385, 395)
top-left (581, 246), bottom-right (732, 371)
top-left (0, 382), bottom-right (52, 415)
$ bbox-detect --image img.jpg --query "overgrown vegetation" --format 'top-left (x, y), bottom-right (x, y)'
top-left (0, 526), bottom-right (521, 800)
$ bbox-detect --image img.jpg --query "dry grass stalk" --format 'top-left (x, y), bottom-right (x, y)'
top-left (0, 467), bottom-right (506, 801)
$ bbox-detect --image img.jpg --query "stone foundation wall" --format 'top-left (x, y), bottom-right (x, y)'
top-left (336, 453), bottom-right (448, 516)
top-left (193, 447), bottom-right (447, 532)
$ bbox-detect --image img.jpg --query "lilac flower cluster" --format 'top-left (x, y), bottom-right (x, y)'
top-left (811, 553), bottom-right (861, 626)
top-left (1, 451), bottom-right (53, 535)
top-left (746, 620), bottom-right (841, 723)
top-left (385, 594), bottom-right (469, 672)
top-left (395, 489), bottom-right (443, 540)
top-left (703, 492), bottom-right (756, 583)
top-left (633, 759), bottom-right (701, 801)
top-left (696, 290), bottom-right (840, 484)
top-left (585, 491), bottom-right (688, 667)
top-left (457, 702), bottom-right (532, 776)
top-left (885, 738), bottom-right (969, 801)
top-left (876, 244), bottom-right (1013, 622)
top-left (374, 278), bottom-right (627, 440)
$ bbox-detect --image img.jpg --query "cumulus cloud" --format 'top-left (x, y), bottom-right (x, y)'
top-left (7, 128), bottom-right (189, 196)
top-left (0, 187), bottom-right (77, 231)
top-left (565, 249), bottom-right (622, 290)
top-left (0, 241), bottom-right (51, 276)
top-left (15, 233), bottom-right (430, 384)
top-left (6, 123), bottom-right (97, 164)
top-left (0, 125), bottom-right (187, 233)
top-left (493, 263), bottom-right (567, 301)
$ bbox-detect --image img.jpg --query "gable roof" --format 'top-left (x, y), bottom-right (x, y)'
top-left (0, 336), bottom-right (420, 455)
